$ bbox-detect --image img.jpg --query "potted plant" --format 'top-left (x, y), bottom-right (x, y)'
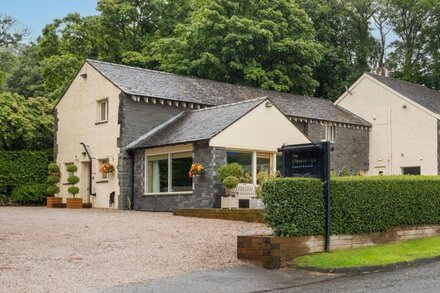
top-left (99, 162), bottom-right (115, 174)
top-left (46, 163), bottom-right (62, 208)
top-left (189, 163), bottom-right (204, 177)
top-left (66, 164), bottom-right (82, 208)
top-left (221, 175), bottom-right (240, 208)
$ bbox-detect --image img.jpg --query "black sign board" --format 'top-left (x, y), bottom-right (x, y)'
top-left (278, 142), bottom-right (332, 251)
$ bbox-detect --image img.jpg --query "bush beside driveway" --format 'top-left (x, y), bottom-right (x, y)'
top-left (0, 207), bottom-right (271, 293)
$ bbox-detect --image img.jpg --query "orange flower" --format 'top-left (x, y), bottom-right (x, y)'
top-left (189, 163), bottom-right (204, 177)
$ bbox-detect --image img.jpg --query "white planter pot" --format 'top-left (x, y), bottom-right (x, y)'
top-left (221, 196), bottom-right (239, 209)
top-left (249, 198), bottom-right (264, 209)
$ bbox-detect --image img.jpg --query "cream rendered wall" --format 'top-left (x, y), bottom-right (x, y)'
top-left (336, 75), bottom-right (439, 175)
top-left (55, 62), bottom-right (122, 208)
top-left (209, 102), bottom-right (310, 152)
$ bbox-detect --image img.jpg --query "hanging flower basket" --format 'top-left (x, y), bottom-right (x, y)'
top-left (99, 162), bottom-right (115, 174)
top-left (189, 163), bottom-right (204, 177)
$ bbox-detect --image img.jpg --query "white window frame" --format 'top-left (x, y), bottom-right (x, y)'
top-left (321, 125), bottom-right (335, 143)
top-left (144, 151), bottom-right (193, 195)
top-left (97, 99), bottom-right (109, 123)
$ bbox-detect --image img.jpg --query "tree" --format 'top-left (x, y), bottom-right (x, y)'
top-left (0, 92), bottom-right (53, 150)
top-left (97, 0), bottom-right (195, 62)
top-left (372, 0), bottom-right (392, 69)
top-left (39, 54), bottom-right (82, 101)
top-left (0, 48), bottom-right (18, 89)
top-left (6, 44), bottom-right (45, 98)
top-left (387, 0), bottom-right (439, 82)
top-left (297, 0), bottom-right (377, 100)
top-left (0, 14), bottom-right (28, 47)
top-left (37, 13), bottom-right (100, 60)
top-left (142, 0), bottom-right (322, 95)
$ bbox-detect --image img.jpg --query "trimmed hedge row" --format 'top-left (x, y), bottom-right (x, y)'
top-left (263, 176), bottom-right (440, 237)
top-left (0, 149), bottom-right (53, 189)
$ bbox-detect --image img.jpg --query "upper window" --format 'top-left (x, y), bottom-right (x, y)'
top-left (97, 99), bottom-right (108, 122)
top-left (322, 125), bottom-right (335, 143)
top-left (145, 152), bottom-right (193, 194)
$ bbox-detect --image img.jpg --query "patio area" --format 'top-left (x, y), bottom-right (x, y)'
top-left (0, 207), bottom-right (270, 292)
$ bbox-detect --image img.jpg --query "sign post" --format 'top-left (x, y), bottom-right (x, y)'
top-left (278, 142), bottom-right (332, 252)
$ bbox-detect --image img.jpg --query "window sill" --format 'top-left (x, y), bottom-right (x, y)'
top-left (144, 191), bottom-right (193, 196)
top-left (95, 120), bottom-right (108, 125)
top-left (96, 180), bottom-right (109, 184)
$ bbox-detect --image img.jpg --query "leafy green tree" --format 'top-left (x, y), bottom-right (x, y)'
top-left (387, 0), bottom-right (439, 83)
top-left (0, 92), bottom-right (53, 150)
top-left (97, 0), bottom-right (195, 62)
top-left (297, 0), bottom-right (377, 100)
top-left (142, 0), bottom-right (322, 95)
top-left (37, 13), bottom-right (100, 60)
top-left (0, 14), bottom-right (28, 47)
top-left (6, 44), bottom-right (44, 98)
top-left (40, 54), bottom-right (83, 101)
top-left (0, 48), bottom-right (18, 89)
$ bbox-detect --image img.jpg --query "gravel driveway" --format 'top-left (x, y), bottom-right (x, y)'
top-left (0, 207), bottom-right (271, 293)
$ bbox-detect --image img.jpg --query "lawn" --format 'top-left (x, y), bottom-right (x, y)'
top-left (291, 236), bottom-right (440, 269)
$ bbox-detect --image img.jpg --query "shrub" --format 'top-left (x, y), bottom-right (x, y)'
top-left (223, 176), bottom-right (240, 189)
top-left (11, 184), bottom-right (48, 205)
top-left (218, 163), bottom-right (243, 182)
top-left (46, 162), bottom-right (60, 196)
top-left (240, 173), bottom-right (253, 183)
top-left (67, 164), bottom-right (80, 198)
top-left (0, 150), bottom-right (53, 191)
top-left (263, 176), bottom-right (440, 237)
top-left (263, 178), bottom-right (324, 236)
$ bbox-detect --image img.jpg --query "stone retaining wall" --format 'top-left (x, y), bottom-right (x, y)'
top-left (237, 225), bottom-right (440, 269)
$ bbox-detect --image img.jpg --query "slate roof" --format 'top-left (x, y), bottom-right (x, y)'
top-left (125, 98), bottom-right (266, 149)
top-left (87, 59), bottom-right (370, 126)
top-left (367, 73), bottom-right (440, 115)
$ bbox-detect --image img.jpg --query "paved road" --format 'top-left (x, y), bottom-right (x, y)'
top-left (88, 265), bottom-right (338, 293)
top-left (275, 261), bottom-right (440, 293)
top-left (90, 261), bottom-right (440, 293)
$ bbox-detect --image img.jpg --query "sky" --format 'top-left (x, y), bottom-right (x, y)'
top-left (0, 0), bottom-right (98, 42)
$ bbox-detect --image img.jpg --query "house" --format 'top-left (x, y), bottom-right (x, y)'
top-left (55, 60), bottom-right (370, 210)
top-left (336, 73), bottom-right (440, 175)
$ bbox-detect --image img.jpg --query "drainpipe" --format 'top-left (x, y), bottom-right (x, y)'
top-left (129, 150), bottom-right (135, 210)
top-left (80, 142), bottom-right (96, 203)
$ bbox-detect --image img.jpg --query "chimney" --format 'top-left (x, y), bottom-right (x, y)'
top-left (376, 66), bottom-right (389, 77)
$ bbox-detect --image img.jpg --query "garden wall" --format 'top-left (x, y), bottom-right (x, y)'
top-left (238, 225), bottom-right (440, 269)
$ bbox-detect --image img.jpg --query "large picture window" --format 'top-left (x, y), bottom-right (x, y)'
top-left (145, 152), bottom-right (193, 194)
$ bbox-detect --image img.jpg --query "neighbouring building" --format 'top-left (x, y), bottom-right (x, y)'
top-left (55, 60), bottom-right (370, 210)
top-left (336, 73), bottom-right (440, 176)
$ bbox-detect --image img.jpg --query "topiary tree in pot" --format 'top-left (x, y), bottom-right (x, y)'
top-left (46, 163), bottom-right (62, 208)
top-left (66, 164), bottom-right (82, 208)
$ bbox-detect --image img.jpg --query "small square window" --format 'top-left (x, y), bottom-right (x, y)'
top-left (321, 125), bottom-right (335, 143)
top-left (97, 100), bottom-right (108, 122)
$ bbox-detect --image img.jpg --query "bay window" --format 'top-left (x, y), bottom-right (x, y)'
top-left (145, 152), bottom-right (193, 194)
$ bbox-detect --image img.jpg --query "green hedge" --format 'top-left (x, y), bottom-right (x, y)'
top-left (0, 149), bottom-right (53, 189)
top-left (11, 183), bottom-right (48, 205)
top-left (263, 176), bottom-right (440, 237)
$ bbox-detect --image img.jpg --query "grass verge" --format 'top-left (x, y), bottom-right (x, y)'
top-left (291, 236), bottom-right (440, 269)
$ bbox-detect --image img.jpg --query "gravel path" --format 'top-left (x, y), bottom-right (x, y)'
top-left (0, 207), bottom-right (271, 293)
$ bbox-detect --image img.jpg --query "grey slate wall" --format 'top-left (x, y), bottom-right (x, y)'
top-left (117, 94), bottom-right (183, 209)
top-left (132, 141), bottom-right (226, 211)
top-left (438, 120), bottom-right (440, 175)
top-left (304, 122), bottom-right (369, 174)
